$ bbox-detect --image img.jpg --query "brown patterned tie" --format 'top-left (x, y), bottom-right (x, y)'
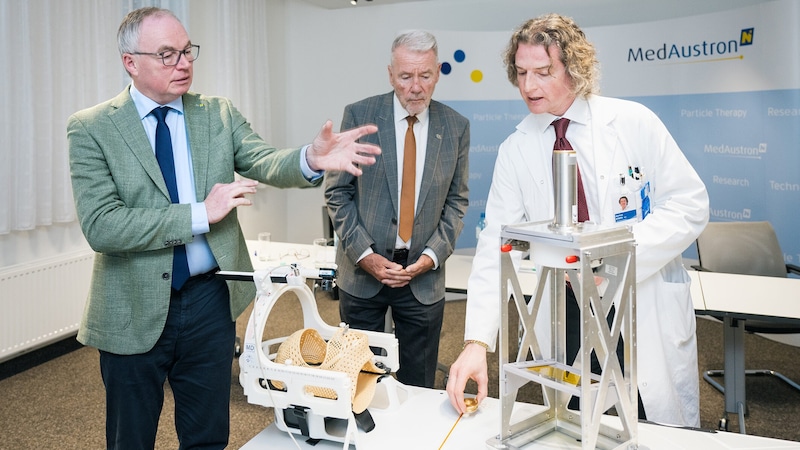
top-left (552, 118), bottom-right (589, 222)
top-left (399, 116), bottom-right (417, 241)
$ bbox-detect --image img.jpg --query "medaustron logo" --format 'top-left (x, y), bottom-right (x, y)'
top-left (628, 28), bottom-right (754, 63)
top-left (740, 28), bottom-right (754, 46)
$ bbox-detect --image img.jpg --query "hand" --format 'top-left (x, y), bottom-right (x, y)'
top-left (204, 179), bottom-right (258, 224)
top-left (404, 254), bottom-right (434, 279)
top-left (446, 343), bottom-right (489, 414)
top-left (358, 253), bottom-right (412, 288)
top-left (306, 120), bottom-right (381, 176)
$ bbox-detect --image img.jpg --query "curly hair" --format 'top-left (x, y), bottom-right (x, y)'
top-left (502, 14), bottom-right (599, 98)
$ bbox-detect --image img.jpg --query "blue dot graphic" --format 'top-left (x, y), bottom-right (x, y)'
top-left (441, 62), bottom-right (452, 75)
top-left (454, 50), bottom-right (465, 63)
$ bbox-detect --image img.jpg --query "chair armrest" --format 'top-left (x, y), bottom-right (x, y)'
top-left (690, 264), bottom-right (712, 272)
top-left (787, 263), bottom-right (800, 276)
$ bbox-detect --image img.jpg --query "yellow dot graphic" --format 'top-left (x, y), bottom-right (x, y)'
top-left (470, 70), bottom-right (483, 83)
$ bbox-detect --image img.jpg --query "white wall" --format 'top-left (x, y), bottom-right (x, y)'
top-left (187, 0), bottom-right (292, 244)
top-left (276, 0), bottom-right (775, 244)
top-left (0, 0), bottom-right (774, 269)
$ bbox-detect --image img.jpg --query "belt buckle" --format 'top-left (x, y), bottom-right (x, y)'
top-left (393, 248), bottom-right (408, 261)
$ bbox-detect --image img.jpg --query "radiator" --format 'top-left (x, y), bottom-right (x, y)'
top-left (0, 250), bottom-right (94, 363)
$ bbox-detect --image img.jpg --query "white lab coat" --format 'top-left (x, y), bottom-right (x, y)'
top-left (465, 95), bottom-right (709, 427)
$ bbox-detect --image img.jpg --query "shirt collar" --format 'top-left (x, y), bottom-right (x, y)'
top-left (525, 96), bottom-right (591, 135)
top-left (393, 93), bottom-right (429, 125)
top-left (129, 83), bottom-right (185, 120)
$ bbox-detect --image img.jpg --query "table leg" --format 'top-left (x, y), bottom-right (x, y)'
top-left (723, 316), bottom-right (746, 433)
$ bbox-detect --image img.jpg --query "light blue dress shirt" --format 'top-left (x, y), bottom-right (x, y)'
top-left (130, 85), bottom-right (320, 276)
top-left (130, 85), bottom-right (217, 276)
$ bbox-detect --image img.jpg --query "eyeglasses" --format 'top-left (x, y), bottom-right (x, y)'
top-left (130, 45), bottom-right (200, 66)
top-left (280, 249), bottom-right (310, 260)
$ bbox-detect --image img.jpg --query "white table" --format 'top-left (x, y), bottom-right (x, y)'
top-left (241, 382), bottom-right (799, 449)
top-left (692, 271), bottom-right (800, 431)
top-left (445, 253), bottom-right (538, 296)
top-left (448, 254), bottom-right (707, 310)
top-left (246, 240), bottom-right (336, 270)
top-left (696, 271), bottom-right (800, 321)
top-left (246, 242), bottom-right (533, 294)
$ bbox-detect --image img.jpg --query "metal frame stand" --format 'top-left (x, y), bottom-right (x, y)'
top-left (488, 221), bottom-right (639, 450)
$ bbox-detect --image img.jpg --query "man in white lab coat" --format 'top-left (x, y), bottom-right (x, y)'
top-left (445, 14), bottom-right (709, 427)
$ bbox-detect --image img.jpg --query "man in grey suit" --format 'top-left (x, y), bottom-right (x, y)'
top-left (67, 7), bottom-right (379, 449)
top-left (325, 30), bottom-right (469, 388)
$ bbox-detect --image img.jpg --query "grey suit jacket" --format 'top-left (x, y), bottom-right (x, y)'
top-left (324, 92), bottom-right (469, 304)
top-left (68, 86), bottom-right (318, 355)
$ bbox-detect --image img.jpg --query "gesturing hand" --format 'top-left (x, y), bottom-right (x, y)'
top-left (204, 179), bottom-right (258, 224)
top-left (306, 120), bottom-right (381, 176)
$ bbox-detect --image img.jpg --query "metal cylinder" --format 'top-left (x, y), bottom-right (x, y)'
top-left (551, 149), bottom-right (578, 230)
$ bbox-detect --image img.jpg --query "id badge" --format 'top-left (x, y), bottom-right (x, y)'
top-left (614, 194), bottom-right (637, 222)
top-left (614, 172), bottom-right (649, 223)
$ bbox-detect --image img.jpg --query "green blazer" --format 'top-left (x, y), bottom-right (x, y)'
top-left (68, 86), bottom-right (318, 355)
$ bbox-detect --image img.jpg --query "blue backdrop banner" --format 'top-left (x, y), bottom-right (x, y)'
top-left (435, 0), bottom-right (800, 266)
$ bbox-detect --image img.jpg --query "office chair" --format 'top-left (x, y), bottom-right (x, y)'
top-left (691, 221), bottom-right (800, 430)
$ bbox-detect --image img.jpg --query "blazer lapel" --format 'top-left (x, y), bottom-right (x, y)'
top-left (108, 88), bottom-right (171, 201)
top-left (183, 94), bottom-right (210, 201)
top-left (418, 102), bottom-right (444, 213)
top-left (376, 94), bottom-right (400, 214)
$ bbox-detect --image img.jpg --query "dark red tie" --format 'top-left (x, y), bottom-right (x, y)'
top-left (552, 118), bottom-right (589, 222)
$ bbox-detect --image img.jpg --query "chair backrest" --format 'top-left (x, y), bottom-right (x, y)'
top-left (696, 221), bottom-right (786, 278)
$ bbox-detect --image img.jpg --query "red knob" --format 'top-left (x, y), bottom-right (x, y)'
top-left (501, 243), bottom-right (513, 252)
top-left (565, 255), bottom-right (579, 264)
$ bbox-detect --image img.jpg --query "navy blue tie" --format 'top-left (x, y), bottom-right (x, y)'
top-left (152, 106), bottom-right (190, 290)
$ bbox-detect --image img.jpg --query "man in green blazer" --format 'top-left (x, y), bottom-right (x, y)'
top-left (67, 7), bottom-right (379, 449)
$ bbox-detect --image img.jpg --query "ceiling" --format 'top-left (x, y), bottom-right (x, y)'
top-left (297, 0), bottom-right (774, 27)
top-left (301, 0), bottom-right (428, 7)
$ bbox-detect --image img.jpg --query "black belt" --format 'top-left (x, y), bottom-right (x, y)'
top-left (392, 248), bottom-right (409, 263)
top-left (175, 267), bottom-right (220, 291)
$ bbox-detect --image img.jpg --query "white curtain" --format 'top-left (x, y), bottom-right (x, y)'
top-left (1, 1), bottom-right (116, 233)
top-left (189, 0), bottom-right (273, 138)
top-left (0, 0), bottom-right (272, 234)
